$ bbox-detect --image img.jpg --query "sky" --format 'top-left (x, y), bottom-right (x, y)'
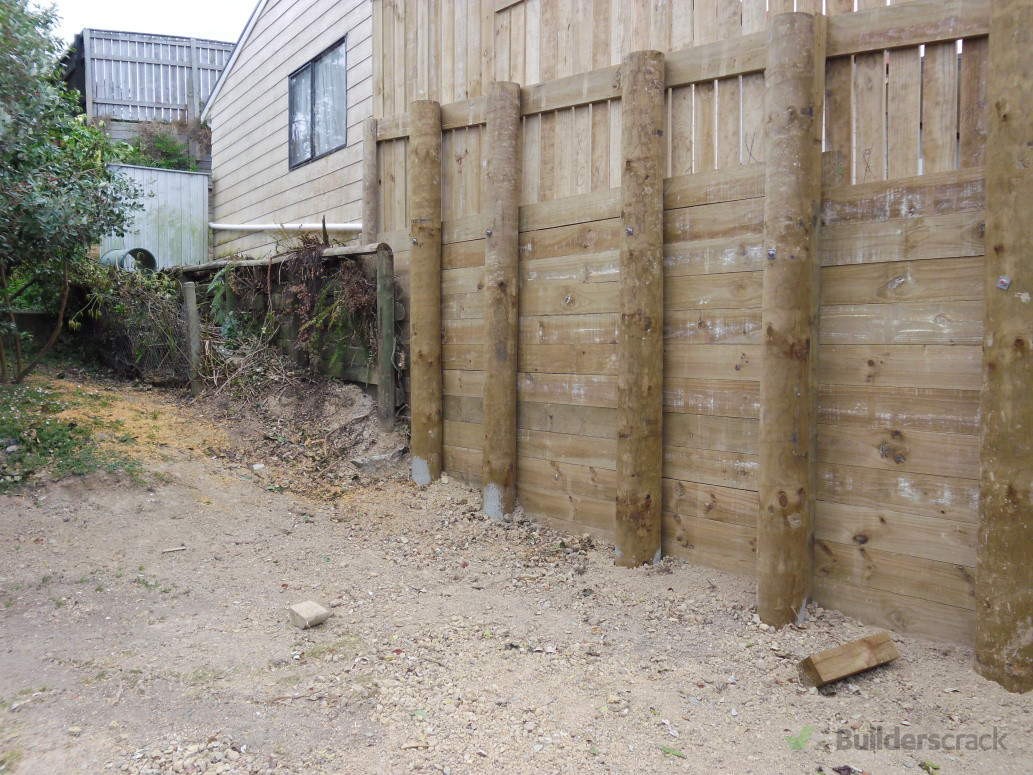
top-left (46, 0), bottom-right (257, 47)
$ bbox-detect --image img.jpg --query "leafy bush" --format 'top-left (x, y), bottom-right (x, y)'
top-left (0, 0), bottom-right (142, 382)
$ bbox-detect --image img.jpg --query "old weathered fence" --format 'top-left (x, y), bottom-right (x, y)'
top-left (365, 0), bottom-right (1032, 691)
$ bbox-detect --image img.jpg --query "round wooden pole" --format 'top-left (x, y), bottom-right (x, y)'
top-left (361, 117), bottom-right (379, 245)
top-left (182, 281), bottom-right (201, 397)
top-left (376, 244), bottom-right (396, 430)
top-left (976, 0), bottom-right (1033, 693)
top-left (407, 100), bottom-right (442, 485)
top-left (757, 13), bottom-right (826, 627)
top-left (481, 81), bottom-right (522, 519)
top-left (615, 50), bottom-right (665, 568)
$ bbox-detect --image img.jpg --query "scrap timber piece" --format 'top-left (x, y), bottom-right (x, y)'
top-left (797, 631), bottom-right (900, 687)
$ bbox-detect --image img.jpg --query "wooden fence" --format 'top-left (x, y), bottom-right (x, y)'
top-left (366, 0), bottom-right (1003, 656)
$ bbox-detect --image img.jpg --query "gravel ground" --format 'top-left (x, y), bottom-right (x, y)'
top-left (0, 377), bottom-right (1030, 774)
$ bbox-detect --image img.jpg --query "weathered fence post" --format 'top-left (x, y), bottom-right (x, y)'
top-left (757, 13), bottom-right (826, 627)
top-left (376, 244), bottom-right (396, 430)
top-left (976, 0), bottom-right (1033, 694)
top-left (615, 50), bottom-right (665, 567)
top-left (407, 100), bottom-right (442, 485)
top-left (361, 118), bottom-right (379, 245)
top-left (481, 81), bottom-right (522, 520)
top-left (182, 281), bottom-right (201, 397)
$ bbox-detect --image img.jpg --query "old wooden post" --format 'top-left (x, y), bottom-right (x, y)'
top-left (615, 50), bottom-right (665, 567)
top-left (361, 118), bottom-right (378, 245)
top-left (481, 81), bottom-right (522, 520)
top-left (757, 13), bottom-right (826, 627)
top-left (407, 100), bottom-right (442, 485)
top-left (976, 0), bottom-right (1033, 694)
top-left (182, 281), bottom-right (201, 397)
top-left (376, 244), bottom-right (396, 430)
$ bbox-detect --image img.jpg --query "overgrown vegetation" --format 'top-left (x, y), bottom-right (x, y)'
top-left (0, 382), bottom-right (140, 491)
top-left (70, 266), bottom-right (188, 383)
top-left (195, 234), bottom-right (378, 400)
top-left (120, 120), bottom-right (209, 171)
top-left (0, 0), bottom-right (142, 382)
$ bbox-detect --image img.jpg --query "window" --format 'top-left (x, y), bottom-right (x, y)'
top-left (289, 37), bottom-right (348, 168)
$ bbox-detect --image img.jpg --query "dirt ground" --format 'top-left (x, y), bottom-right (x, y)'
top-left (1, 375), bottom-right (1030, 774)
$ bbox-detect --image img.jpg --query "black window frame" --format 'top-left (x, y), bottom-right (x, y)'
top-left (288, 35), bottom-right (348, 169)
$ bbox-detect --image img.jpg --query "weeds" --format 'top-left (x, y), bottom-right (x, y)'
top-left (0, 383), bottom-right (140, 491)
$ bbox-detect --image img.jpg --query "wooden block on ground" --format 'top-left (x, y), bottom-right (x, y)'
top-left (797, 631), bottom-right (900, 687)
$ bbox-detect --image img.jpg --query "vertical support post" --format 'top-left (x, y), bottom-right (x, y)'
top-left (615, 50), bottom-right (666, 568)
top-left (757, 13), bottom-right (826, 627)
top-left (976, 0), bottom-right (1033, 694)
top-left (376, 244), bottom-right (396, 430)
top-left (407, 100), bottom-right (443, 485)
top-left (362, 118), bottom-right (379, 245)
top-left (82, 29), bottom-right (94, 120)
top-left (182, 281), bottom-right (201, 397)
top-left (481, 81), bottom-right (522, 520)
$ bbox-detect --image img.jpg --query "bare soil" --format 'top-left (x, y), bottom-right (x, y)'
top-left (0, 374), bottom-right (1030, 775)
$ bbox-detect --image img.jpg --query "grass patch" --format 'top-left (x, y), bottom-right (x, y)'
top-left (0, 383), bottom-right (141, 491)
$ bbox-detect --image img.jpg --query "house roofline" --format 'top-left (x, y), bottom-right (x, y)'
top-left (199, 0), bottom-right (269, 124)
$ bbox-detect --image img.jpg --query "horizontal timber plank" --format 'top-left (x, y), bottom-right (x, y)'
top-left (813, 577), bottom-right (974, 644)
top-left (663, 479), bottom-right (758, 528)
top-left (664, 198), bottom-right (764, 244)
top-left (519, 372), bottom-right (616, 408)
top-left (518, 188), bottom-right (619, 232)
top-left (666, 271), bottom-right (762, 311)
top-left (661, 536), bottom-right (756, 577)
top-left (664, 378), bottom-right (760, 418)
top-left (521, 313), bottom-right (619, 344)
top-left (664, 446), bottom-right (759, 492)
top-left (376, 35), bottom-right (770, 142)
top-left (665, 310), bottom-right (762, 345)
top-left (827, 0), bottom-right (988, 58)
top-left (817, 424), bottom-right (979, 480)
top-left (817, 384), bottom-right (981, 435)
top-left (817, 344), bottom-right (982, 391)
top-left (665, 344), bottom-right (760, 382)
top-left (521, 219), bottom-right (621, 262)
top-left (817, 463), bottom-right (978, 523)
top-left (443, 343), bottom-right (618, 375)
top-left (820, 257), bottom-right (984, 305)
top-left (663, 512), bottom-right (757, 564)
top-left (517, 483), bottom-right (615, 533)
top-left (443, 444), bottom-right (481, 480)
top-left (822, 167), bottom-right (985, 225)
top-left (663, 164), bottom-right (765, 209)
top-left (518, 402), bottom-right (615, 439)
top-left (664, 413), bottom-right (758, 455)
top-left (664, 235), bottom-right (765, 278)
top-left (819, 301), bottom-right (983, 346)
top-left (518, 456), bottom-right (616, 501)
top-left (442, 394), bottom-right (483, 425)
top-left (815, 500), bottom-right (977, 566)
top-left (521, 507), bottom-right (616, 547)
top-left (820, 211), bottom-right (985, 267)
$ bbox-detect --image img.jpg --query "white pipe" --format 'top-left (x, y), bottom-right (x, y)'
top-left (209, 222), bottom-right (363, 233)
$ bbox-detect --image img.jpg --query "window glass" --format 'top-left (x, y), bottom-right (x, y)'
top-left (288, 37), bottom-right (347, 168)
top-left (313, 41), bottom-right (348, 157)
top-left (289, 66), bottom-right (312, 166)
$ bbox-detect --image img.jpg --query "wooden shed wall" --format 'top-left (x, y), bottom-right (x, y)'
top-left (372, 0), bottom-right (988, 644)
top-left (208, 0), bottom-right (373, 259)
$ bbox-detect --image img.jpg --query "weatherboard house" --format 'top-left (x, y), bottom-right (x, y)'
top-left (203, 0), bottom-right (1033, 691)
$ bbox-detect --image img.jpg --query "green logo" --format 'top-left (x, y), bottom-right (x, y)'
top-left (787, 726), bottom-right (815, 751)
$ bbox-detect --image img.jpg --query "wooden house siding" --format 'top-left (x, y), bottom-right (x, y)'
top-left (207, 0), bottom-right (373, 258)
